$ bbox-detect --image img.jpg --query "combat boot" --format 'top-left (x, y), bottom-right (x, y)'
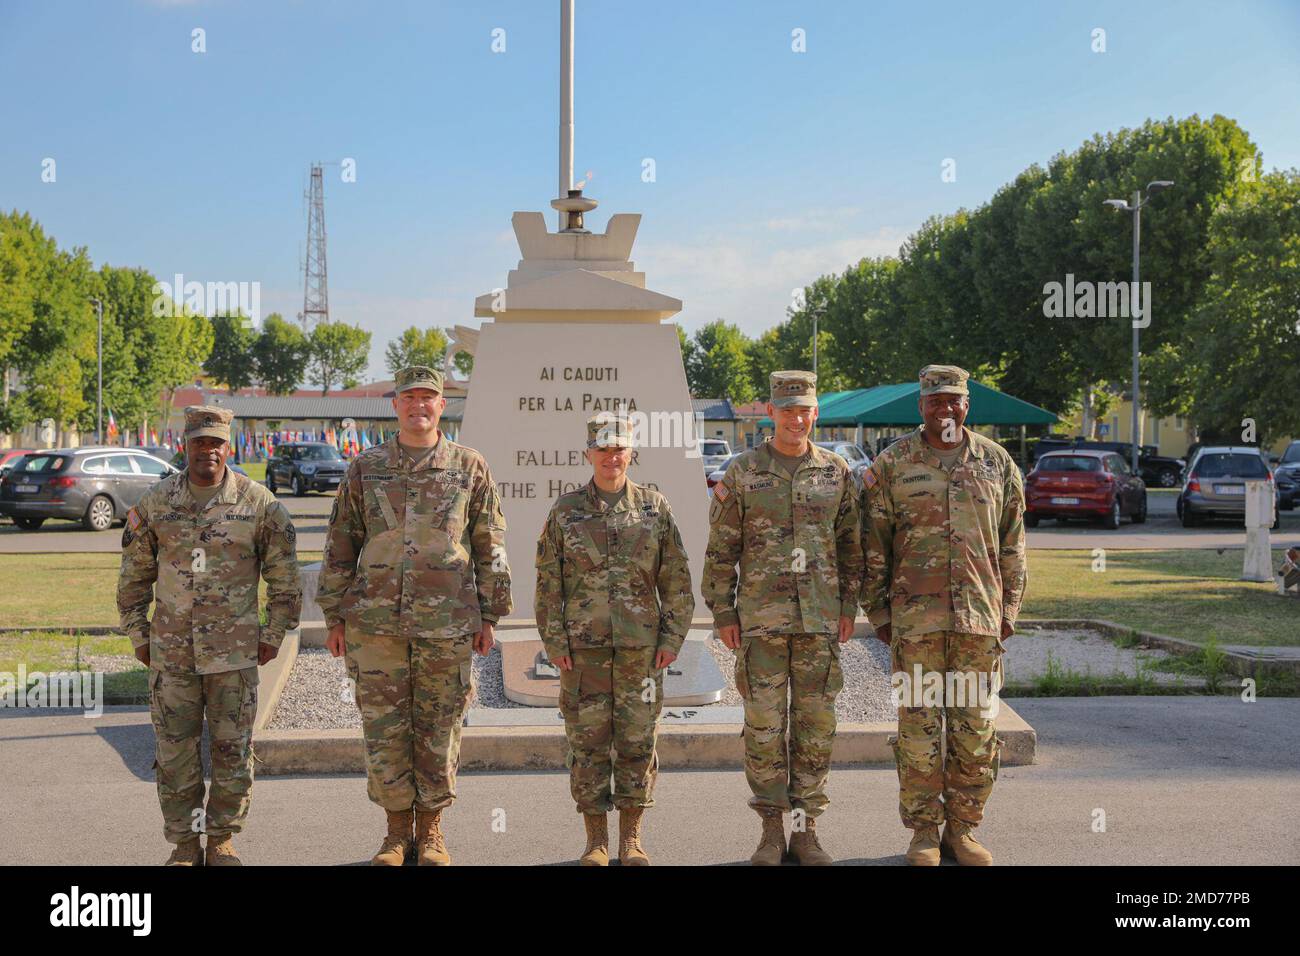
top-left (415, 809), bottom-right (451, 866)
top-left (579, 813), bottom-right (609, 867)
top-left (750, 809), bottom-right (786, 866)
top-left (941, 820), bottom-right (993, 866)
top-left (371, 809), bottom-right (414, 866)
top-left (788, 815), bottom-right (833, 866)
top-left (904, 826), bottom-right (941, 866)
top-left (618, 808), bottom-right (650, 866)
top-left (204, 834), bottom-right (242, 867)
top-left (163, 838), bottom-right (203, 867)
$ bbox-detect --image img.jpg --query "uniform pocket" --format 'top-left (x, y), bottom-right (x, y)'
top-left (990, 733), bottom-right (1005, 782)
top-left (238, 667), bottom-right (259, 728)
top-left (825, 638), bottom-right (845, 696)
top-left (558, 667), bottom-right (580, 720)
top-left (733, 642), bottom-right (751, 700)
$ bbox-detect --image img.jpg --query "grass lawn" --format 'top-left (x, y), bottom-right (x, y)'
top-left (0, 630), bottom-right (147, 699)
top-left (1022, 548), bottom-right (1295, 647)
top-left (0, 552), bottom-right (324, 628)
top-left (1, 548), bottom-right (1291, 647)
top-left (240, 461), bottom-right (266, 482)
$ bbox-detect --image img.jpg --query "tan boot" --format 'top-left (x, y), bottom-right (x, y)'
top-left (905, 826), bottom-right (941, 866)
top-left (750, 809), bottom-right (786, 866)
top-left (942, 820), bottom-right (993, 866)
top-left (580, 813), bottom-right (609, 866)
top-left (163, 838), bottom-right (203, 867)
top-left (618, 808), bottom-right (650, 866)
top-left (204, 834), bottom-right (242, 867)
top-left (788, 815), bottom-right (833, 866)
top-left (370, 809), bottom-right (414, 866)
top-left (415, 809), bottom-right (451, 866)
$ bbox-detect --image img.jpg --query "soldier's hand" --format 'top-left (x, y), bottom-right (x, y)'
top-left (258, 642), bottom-right (278, 665)
top-left (838, 616), bottom-right (855, 643)
top-left (474, 621), bottom-right (496, 657)
top-left (655, 649), bottom-right (677, 669)
top-left (1001, 620), bottom-right (1014, 639)
top-left (552, 655), bottom-right (573, 671)
top-left (872, 622), bottom-right (891, 645)
top-left (326, 622), bottom-right (346, 658)
top-left (717, 624), bottom-right (741, 650)
top-left (133, 644), bottom-right (149, 666)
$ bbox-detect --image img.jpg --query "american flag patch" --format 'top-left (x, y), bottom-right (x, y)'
top-left (714, 483), bottom-right (730, 502)
top-left (126, 508), bottom-right (143, 531)
top-left (862, 469), bottom-right (878, 490)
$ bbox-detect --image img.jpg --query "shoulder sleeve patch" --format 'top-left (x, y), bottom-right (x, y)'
top-left (713, 482), bottom-right (729, 502)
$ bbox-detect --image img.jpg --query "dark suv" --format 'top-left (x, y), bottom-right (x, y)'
top-left (1274, 440), bottom-right (1300, 510)
top-left (266, 442), bottom-right (347, 495)
top-left (0, 448), bottom-right (178, 531)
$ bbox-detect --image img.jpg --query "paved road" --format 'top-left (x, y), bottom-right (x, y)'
top-left (1, 696), bottom-right (1294, 865)
top-left (3, 485), bottom-right (1298, 554)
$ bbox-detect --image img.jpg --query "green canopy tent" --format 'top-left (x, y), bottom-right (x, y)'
top-left (758, 381), bottom-right (1057, 459)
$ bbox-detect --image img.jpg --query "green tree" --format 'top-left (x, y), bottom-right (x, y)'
top-left (205, 314), bottom-right (258, 393)
top-left (309, 321), bottom-right (372, 394)
top-left (1163, 169), bottom-right (1300, 444)
top-left (254, 313), bottom-right (309, 394)
top-left (683, 320), bottom-right (757, 403)
top-left (384, 326), bottom-right (448, 376)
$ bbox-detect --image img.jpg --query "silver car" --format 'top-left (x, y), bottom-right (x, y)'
top-left (699, 439), bottom-right (732, 475)
top-left (1177, 446), bottom-right (1279, 528)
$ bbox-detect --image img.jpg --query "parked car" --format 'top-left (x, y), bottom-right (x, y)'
top-left (813, 441), bottom-right (873, 485)
top-left (1033, 439), bottom-right (1184, 488)
top-left (1024, 450), bottom-right (1147, 529)
top-left (1274, 440), bottom-right (1300, 510)
top-left (266, 442), bottom-right (347, 495)
top-left (1177, 447), bottom-right (1280, 528)
top-left (699, 439), bottom-right (732, 475)
top-left (0, 447), bottom-right (178, 531)
top-left (0, 448), bottom-right (35, 477)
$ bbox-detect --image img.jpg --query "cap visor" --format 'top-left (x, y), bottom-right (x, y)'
top-left (772, 396), bottom-right (818, 408)
top-left (185, 428), bottom-right (230, 441)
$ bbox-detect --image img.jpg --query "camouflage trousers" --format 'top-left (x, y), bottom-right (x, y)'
top-left (148, 665), bottom-right (259, 844)
top-left (345, 629), bottom-right (475, 813)
top-left (559, 646), bottom-right (665, 814)
top-left (890, 630), bottom-right (1004, 829)
top-left (734, 633), bottom-right (843, 817)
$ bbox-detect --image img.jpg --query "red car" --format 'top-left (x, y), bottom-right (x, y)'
top-left (1025, 449), bottom-right (1147, 529)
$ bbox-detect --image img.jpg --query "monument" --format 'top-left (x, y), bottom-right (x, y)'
top-left (455, 1), bottom-right (724, 708)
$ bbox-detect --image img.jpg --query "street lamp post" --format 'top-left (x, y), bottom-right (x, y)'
top-left (1103, 180), bottom-right (1174, 474)
top-left (90, 298), bottom-right (103, 445)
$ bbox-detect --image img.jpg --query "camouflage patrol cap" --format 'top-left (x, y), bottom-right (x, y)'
top-left (769, 370), bottom-right (818, 408)
top-left (395, 365), bottom-right (444, 394)
top-left (587, 414), bottom-right (633, 449)
top-left (919, 364), bottom-right (970, 397)
top-left (184, 405), bottom-right (233, 441)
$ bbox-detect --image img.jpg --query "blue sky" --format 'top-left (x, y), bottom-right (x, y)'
top-left (3, 0), bottom-right (1298, 379)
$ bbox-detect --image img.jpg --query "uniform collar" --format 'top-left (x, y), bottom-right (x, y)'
top-left (172, 465), bottom-right (240, 512)
top-left (752, 438), bottom-right (829, 479)
top-left (386, 431), bottom-right (453, 473)
top-left (907, 426), bottom-right (984, 469)
top-left (584, 478), bottom-right (636, 513)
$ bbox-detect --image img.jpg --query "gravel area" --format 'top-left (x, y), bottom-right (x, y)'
top-left (705, 636), bottom-right (896, 722)
top-left (271, 638), bottom-right (900, 730)
top-left (79, 655), bottom-right (142, 674)
top-left (1005, 627), bottom-right (1197, 686)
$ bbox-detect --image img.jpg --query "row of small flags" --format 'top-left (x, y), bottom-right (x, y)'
top-left (103, 411), bottom-right (392, 461)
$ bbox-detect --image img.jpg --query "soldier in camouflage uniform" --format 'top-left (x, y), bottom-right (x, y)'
top-left (860, 365), bottom-right (1027, 866)
top-left (118, 405), bottom-right (302, 866)
top-left (535, 414), bottom-right (694, 866)
top-left (318, 365), bottom-right (512, 866)
top-left (704, 371), bottom-right (864, 866)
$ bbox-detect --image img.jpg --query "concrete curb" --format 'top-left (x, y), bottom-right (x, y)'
top-left (1021, 618), bottom-right (1300, 678)
top-left (253, 703), bottom-right (1036, 774)
top-left (254, 628), bottom-right (300, 732)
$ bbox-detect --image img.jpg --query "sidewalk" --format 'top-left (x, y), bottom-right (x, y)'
top-left (1, 696), bottom-right (1295, 865)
